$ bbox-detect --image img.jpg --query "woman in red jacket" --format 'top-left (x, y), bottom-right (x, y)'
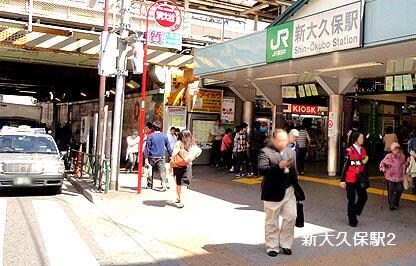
top-left (340, 132), bottom-right (369, 227)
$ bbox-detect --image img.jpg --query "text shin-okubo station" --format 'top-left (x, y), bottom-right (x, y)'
top-left (194, 0), bottom-right (416, 176)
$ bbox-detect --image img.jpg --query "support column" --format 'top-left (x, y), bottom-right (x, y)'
top-left (242, 101), bottom-right (253, 129)
top-left (327, 94), bottom-right (343, 176)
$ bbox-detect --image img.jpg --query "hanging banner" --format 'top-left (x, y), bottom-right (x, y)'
top-left (221, 97), bottom-right (235, 124)
top-left (298, 85), bottom-right (306, 98)
top-left (304, 84), bottom-right (312, 97)
top-left (190, 89), bottom-right (223, 113)
top-left (394, 75), bottom-right (403, 91)
top-left (403, 74), bottom-right (413, 91)
top-left (282, 86), bottom-right (297, 98)
top-left (385, 76), bottom-right (394, 92)
top-left (266, 1), bottom-right (361, 63)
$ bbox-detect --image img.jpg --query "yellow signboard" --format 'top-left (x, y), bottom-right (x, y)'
top-left (190, 89), bottom-right (223, 113)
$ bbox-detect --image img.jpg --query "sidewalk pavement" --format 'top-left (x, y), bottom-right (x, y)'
top-left (69, 165), bottom-right (416, 265)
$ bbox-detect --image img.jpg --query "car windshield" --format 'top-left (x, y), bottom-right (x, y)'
top-left (0, 135), bottom-right (58, 154)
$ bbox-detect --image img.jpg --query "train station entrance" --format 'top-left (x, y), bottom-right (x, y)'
top-left (194, 0), bottom-right (416, 176)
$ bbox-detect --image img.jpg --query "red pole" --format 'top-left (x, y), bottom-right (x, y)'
top-left (137, 4), bottom-right (151, 194)
top-left (137, 0), bottom-right (181, 193)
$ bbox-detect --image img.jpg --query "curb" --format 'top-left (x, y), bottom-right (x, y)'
top-left (65, 174), bottom-right (101, 204)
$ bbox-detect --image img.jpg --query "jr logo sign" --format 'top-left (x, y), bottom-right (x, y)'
top-left (266, 21), bottom-right (293, 63)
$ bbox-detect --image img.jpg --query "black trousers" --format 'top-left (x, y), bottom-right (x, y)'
top-left (387, 180), bottom-right (403, 208)
top-left (222, 150), bottom-right (232, 169)
top-left (147, 157), bottom-right (166, 187)
top-left (346, 182), bottom-right (368, 224)
top-left (251, 149), bottom-right (260, 176)
top-left (298, 147), bottom-right (307, 173)
top-left (210, 140), bottom-right (222, 166)
top-left (235, 151), bottom-right (248, 175)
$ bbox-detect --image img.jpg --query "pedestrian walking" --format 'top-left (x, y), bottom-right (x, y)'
top-left (258, 129), bottom-right (305, 257)
top-left (209, 118), bottom-right (225, 168)
top-left (221, 128), bottom-right (233, 170)
top-left (379, 142), bottom-right (406, 211)
top-left (170, 129), bottom-right (201, 208)
top-left (408, 135), bottom-right (416, 194)
top-left (126, 130), bottom-right (140, 173)
top-left (234, 123), bottom-right (249, 178)
top-left (250, 121), bottom-right (266, 176)
top-left (297, 125), bottom-right (310, 175)
top-left (167, 126), bottom-right (177, 150)
top-left (288, 129), bottom-right (300, 172)
top-left (144, 121), bottom-right (172, 191)
top-left (346, 120), bottom-right (360, 147)
top-left (340, 132), bottom-right (369, 227)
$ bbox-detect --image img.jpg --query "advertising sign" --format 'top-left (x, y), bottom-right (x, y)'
top-left (310, 84), bottom-right (319, 96)
top-left (221, 97), bottom-right (235, 124)
top-left (164, 106), bottom-right (187, 132)
top-left (403, 74), bottom-right (413, 91)
top-left (385, 76), bottom-right (394, 92)
top-left (190, 89), bottom-right (223, 113)
top-left (148, 28), bottom-right (182, 50)
top-left (298, 85), bottom-right (306, 98)
top-left (328, 112), bottom-right (337, 137)
top-left (291, 104), bottom-right (319, 115)
top-left (282, 86), bottom-right (297, 98)
top-left (394, 75), bottom-right (403, 91)
top-left (304, 84), bottom-right (312, 97)
top-left (153, 2), bottom-right (182, 31)
top-left (267, 1), bottom-right (361, 63)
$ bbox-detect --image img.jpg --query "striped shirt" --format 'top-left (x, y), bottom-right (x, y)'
top-left (297, 129), bottom-right (309, 148)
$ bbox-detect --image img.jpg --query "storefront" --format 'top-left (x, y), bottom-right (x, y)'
top-left (194, 0), bottom-right (416, 176)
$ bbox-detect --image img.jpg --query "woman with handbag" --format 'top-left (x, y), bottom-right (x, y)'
top-left (170, 129), bottom-right (201, 208)
top-left (340, 132), bottom-right (369, 227)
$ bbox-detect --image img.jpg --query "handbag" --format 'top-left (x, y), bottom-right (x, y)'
top-left (295, 202), bottom-right (304, 228)
top-left (170, 143), bottom-right (189, 168)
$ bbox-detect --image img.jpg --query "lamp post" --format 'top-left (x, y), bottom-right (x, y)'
top-left (137, 0), bottom-right (182, 193)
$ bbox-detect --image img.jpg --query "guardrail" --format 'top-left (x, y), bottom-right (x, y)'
top-left (65, 148), bottom-right (110, 193)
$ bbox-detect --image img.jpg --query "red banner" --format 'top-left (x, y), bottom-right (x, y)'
top-left (291, 104), bottom-right (319, 115)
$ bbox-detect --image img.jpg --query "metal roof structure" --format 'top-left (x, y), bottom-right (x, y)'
top-left (174, 0), bottom-right (297, 22)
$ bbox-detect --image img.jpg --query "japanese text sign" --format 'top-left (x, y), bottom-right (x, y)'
top-left (148, 28), bottom-right (182, 50)
top-left (190, 89), bottom-right (223, 113)
top-left (267, 2), bottom-right (361, 63)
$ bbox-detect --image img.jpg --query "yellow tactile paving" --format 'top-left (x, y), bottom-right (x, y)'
top-left (233, 175), bottom-right (416, 201)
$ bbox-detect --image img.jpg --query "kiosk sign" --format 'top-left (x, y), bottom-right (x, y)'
top-left (291, 104), bottom-right (319, 115)
top-left (267, 1), bottom-right (361, 63)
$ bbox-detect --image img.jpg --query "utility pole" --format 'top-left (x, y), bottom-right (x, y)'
top-left (96, 0), bottom-right (109, 188)
top-left (109, 0), bottom-right (131, 190)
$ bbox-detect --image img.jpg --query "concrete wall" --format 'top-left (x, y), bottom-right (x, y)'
top-left (194, 31), bottom-right (266, 76)
top-left (364, 0), bottom-right (416, 46)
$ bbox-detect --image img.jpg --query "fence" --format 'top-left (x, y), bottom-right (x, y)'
top-left (66, 148), bottom-right (111, 193)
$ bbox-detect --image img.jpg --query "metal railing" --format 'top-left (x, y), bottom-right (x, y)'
top-left (65, 148), bottom-right (111, 193)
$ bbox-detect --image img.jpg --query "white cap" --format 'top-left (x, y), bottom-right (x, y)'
top-left (289, 129), bottom-right (300, 137)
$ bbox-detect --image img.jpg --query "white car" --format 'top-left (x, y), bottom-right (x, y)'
top-left (0, 126), bottom-right (65, 194)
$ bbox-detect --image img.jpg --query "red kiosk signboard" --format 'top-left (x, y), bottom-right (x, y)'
top-left (291, 104), bottom-right (319, 115)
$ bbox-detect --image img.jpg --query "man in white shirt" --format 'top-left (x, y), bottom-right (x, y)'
top-left (126, 130), bottom-right (140, 173)
top-left (167, 127), bottom-right (177, 150)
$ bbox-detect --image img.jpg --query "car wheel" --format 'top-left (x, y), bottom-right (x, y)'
top-left (51, 186), bottom-right (62, 195)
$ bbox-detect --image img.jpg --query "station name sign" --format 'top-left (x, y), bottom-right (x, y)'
top-left (266, 2), bottom-right (362, 63)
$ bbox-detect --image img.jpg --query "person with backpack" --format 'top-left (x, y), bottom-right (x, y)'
top-left (250, 121), bottom-right (267, 176)
top-left (170, 129), bottom-right (201, 208)
top-left (379, 142), bottom-right (406, 210)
